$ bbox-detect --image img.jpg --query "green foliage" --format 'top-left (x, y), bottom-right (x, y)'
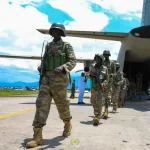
top-left (0, 88), bottom-right (38, 96)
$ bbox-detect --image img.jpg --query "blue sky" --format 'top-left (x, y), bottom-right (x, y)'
top-left (0, 0), bottom-right (143, 82)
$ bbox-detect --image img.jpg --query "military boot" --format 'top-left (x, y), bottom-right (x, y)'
top-left (62, 121), bottom-right (72, 137)
top-left (93, 115), bottom-right (100, 126)
top-left (103, 108), bottom-right (108, 119)
top-left (112, 103), bottom-right (118, 113)
top-left (26, 127), bottom-right (43, 148)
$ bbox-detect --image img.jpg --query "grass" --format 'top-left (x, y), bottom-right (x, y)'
top-left (0, 89), bottom-right (38, 96)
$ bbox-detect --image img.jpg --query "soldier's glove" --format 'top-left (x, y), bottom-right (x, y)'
top-left (53, 66), bottom-right (66, 74)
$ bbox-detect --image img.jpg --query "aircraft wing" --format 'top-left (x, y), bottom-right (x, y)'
top-left (0, 55), bottom-right (41, 60)
top-left (36, 29), bottom-right (128, 41)
top-left (0, 54), bottom-right (92, 63)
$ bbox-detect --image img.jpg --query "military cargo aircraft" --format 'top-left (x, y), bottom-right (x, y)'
top-left (0, 25), bottom-right (150, 93)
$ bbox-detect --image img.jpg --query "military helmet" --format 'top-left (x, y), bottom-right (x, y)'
top-left (94, 53), bottom-right (104, 63)
top-left (103, 50), bottom-right (111, 56)
top-left (49, 22), bottom-right (66, 37)
top-left (118, 71), bottom-right (124, 77)
top-left (115, 62), bottom-right (120, 68)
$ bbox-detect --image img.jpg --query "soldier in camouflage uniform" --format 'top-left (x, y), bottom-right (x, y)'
top-left (102, 50), bottom-right (116, 119)
top-left (112, 63), bottom-right (123, 112)
top-left (122, 74), bottom-right (130, 106)
top-left (26, 23), bottom-right (76, 148)
top-left (89, 54), bottom-right (108, 125)
top-left (118, 73), bottom-right (126, 108)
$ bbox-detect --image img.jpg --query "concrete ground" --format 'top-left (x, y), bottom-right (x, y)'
top-left (0, 92), bottom-right (150, 150)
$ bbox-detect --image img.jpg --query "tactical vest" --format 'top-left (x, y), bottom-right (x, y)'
top-left (114, 72), bottom-right (122, 83)
top-left (104, 61), bottom-right (112, 74)
top-left (91, 77), bottom-right (103, 89)
top-left (44, 42), bottom-right (67, 71)
top-left (107, 63), bottom-right (112, 74)
top-left (90, 66), bottom-right (103, 89)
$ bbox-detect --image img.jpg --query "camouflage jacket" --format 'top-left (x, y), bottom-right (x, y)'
top-left (43, 39), bottom-right (76, 72)
top-left (89, 63), bottom-right (108, 89)
top-left (103, 60), bottom-right (116, 75)
top-left (40, 39), bottom-right (76, 85)
top-left (113, 71), bottom-right (124, 86)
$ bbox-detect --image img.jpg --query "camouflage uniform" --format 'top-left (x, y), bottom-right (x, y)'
top-left (103, 50), bottom-right (116, 118)
top-left (123, 77), bottom-right (130, 104)
top-left (26, 23), bottom-right (76, 148)
top-left (112, 63), bottom-right (122, 112)
top-left (118, 74), bottom-right (126, 107)
top-left (32, 39), bottom-right (76, 127)
top-left (89, 54), bottom-right (108, 125)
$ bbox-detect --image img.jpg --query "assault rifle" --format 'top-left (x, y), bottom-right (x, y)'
top-left (84, 67), bottom-right (104, 90)
top-left (38, 40), bottom-right (48, 88)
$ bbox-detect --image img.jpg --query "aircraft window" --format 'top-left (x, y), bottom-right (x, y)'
top-left (131, 25), bottom-right (150, 38)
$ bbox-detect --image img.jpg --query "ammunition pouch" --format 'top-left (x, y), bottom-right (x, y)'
top-left (91, 77), bottom-right (99, 89)
top-left (91, 77), bottom-right (103, 89)
top-left (45, 53), bottom-right (66, 71)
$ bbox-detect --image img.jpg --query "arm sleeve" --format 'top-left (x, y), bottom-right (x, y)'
top-left (62, 43), bottom-right (77, 72)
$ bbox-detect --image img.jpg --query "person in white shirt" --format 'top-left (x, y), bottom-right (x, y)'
top-left (78, 72), bottom-right (87, 104)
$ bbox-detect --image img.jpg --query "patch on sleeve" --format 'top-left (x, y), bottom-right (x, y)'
top-left (66, 44), bottom-right (72, 49)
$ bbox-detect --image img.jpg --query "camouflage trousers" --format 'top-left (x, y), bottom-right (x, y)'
top-left (32, 75), bottom-right (72, 128)
top-left (112, 85), bottom-right (120, 105)
top-left (90, 88), bottom-right (104, 117)
top-left (104, 84), bottom-right (112, 108)
top-left (118, 90), bottom-right (125, 107)
top-left (130, 90), bottom-right (136, 101)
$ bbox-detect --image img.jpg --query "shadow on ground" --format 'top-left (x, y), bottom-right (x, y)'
top-left (125, 102), bottom-right (150, 112)
top-left (19, 102), bottom-right (92, 106)
top-left (80, 120), bottom-right (103, 126)
top-left (21, 136), bottom-right (66, 150)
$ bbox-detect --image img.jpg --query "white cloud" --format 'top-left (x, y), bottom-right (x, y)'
top-left (89, 0), bottom-right (143, 17)
top-left (0, 0), bottom-right (128, 80)
top-left (0, 1), bottom-right (51, 71)
top-left (8, 0), bottom-right (43, 5)
top-left (0, 58), bottom-right (40, 71)
top-left (48, 0), bottom-right (109, 31)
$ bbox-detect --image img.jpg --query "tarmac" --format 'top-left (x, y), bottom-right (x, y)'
top-left (0, 92), bottom-right (150, 150)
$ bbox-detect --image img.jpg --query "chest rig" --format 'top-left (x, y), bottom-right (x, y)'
top-left (44, 42), bottom-right (67, 71)
top-left (90, 64), bottom-right (104, 89)
top-left (104, 61), bottom-right (112, 74)
top-left (114, 72), bottom-right (122, 83)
